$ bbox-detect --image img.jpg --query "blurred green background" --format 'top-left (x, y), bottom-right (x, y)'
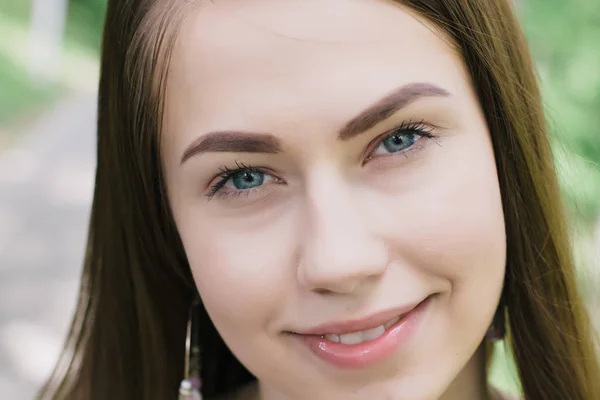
top-left (0, 0), bottom-right (598, 398)
top-left (0, 0), bottom-right (104, 147)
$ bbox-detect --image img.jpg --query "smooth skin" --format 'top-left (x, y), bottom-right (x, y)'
top-left (163, 1), bottom-right (507, 399)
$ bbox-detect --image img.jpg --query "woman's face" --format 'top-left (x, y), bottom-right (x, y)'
top-left (163, 1), bottom-right (506, 399)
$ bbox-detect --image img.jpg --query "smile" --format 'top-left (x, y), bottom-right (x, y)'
top-left (320, 314), bottom-right (403, 345)
top-left (291, 295), bottom-right (434, 369)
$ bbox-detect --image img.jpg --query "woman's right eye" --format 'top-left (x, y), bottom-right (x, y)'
top-left (206, 165), bottom-right (279, 200)
top-left (226, 170), bottom-right (267, 190)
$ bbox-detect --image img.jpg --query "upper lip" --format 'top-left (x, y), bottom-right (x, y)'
top-left (294, 298), bottom-right (427, 336)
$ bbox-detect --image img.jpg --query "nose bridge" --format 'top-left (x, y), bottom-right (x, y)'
top-left (298, 171), bottom-right (388, 293)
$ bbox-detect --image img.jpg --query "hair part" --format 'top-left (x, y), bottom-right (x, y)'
top-left (39, 1), bottom-right (600, 399)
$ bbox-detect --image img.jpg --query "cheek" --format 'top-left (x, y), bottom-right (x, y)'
top-left (422, 137), bottom-right (507, 356)
top-left (176, 208), bottom-right (296, 338)
top-left (368, 130), bottom-right (506, 384)
top-left (378, 130), bottom-right (506, 335)
top-left (377, 132), bottom-right (506, 276)
top-left (422, 166), bottom-right (506, 328)
top-left (416, 158), bottom-right (506, 284)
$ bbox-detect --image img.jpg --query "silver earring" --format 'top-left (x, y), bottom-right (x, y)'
top-left (179, 300), bottom-right (202, 400)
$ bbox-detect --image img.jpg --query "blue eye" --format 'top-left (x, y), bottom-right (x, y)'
top-left (378, 132), bottom-right (420, 154)
top-left (370, 121), bottom-right (435, 157)
top-left (229, 170), bottom-right (265, 190)
top-left (206, 162), bottom-right (277, 200)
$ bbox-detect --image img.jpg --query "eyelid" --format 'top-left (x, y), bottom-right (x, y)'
top-left (205, 164), bottom-right (281, 200)
top-left (362, 120), bottom-right (436, 163)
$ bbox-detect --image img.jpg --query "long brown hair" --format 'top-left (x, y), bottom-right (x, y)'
top-left (39, 0), bottom-right (600, 399)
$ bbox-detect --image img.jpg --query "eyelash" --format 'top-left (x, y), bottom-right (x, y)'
top-left (206, 161), bottom-right (265, 200)
top-left (205, 120), bottom-right (438, 200)
top-left (363, 119), bottom-right (437, 164)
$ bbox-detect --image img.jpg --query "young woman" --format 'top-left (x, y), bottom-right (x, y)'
top-left (39, 0), bottom-right (600, 399)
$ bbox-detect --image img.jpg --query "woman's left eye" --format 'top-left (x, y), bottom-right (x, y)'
top-left (370, 128), bottom-right (429, 157)
top-left (366, 121), bottom-right (436, 160)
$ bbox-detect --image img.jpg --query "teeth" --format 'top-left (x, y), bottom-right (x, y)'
top-left (339, 331), bottom-right (364, 345)
top-left (361, 325), bottom-right (386, 341)
top-left (322, 315), bottom-right (403, 345)
top-left (324, 334), bottom-right (340, 342)
top-left (384, 316), bottom-right (401, 329)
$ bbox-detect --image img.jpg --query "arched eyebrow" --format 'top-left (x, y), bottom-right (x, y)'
top-left (180, 131), bottom-right (281, 165)
top-left (180, 82), bottom-right (450, 165)
top-left (338, 82), bottom-right (450, 140)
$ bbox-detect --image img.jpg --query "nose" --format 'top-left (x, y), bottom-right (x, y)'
top-left (297, 174), bottom-right (389, 295)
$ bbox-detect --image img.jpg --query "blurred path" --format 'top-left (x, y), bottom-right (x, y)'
top-left (0, 93), bottom-right (97, 399)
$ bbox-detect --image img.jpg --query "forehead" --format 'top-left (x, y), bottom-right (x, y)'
top-left (166, 0), bottom-right (470, 148)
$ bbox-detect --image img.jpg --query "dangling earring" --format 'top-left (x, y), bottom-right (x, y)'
top-left (179, 299), bottom-right (202, 400)
top-left (486, 294), bottom-right (506, 342)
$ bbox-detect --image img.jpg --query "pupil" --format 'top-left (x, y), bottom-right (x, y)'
top-left (232, 170), bottom-right (264, 190)
top-left (382, 132), bottom-right (418, 153)
top-left (392, 135), bottom-right (404, 145)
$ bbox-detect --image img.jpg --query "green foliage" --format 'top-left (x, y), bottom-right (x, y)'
top-left (0, 0), bottom-right (106, 131)
top-left (66, 0), bottom-right (108, 51)
top-left (521, 0), bottom-right (600, 222)
top-left (0, 52), bottom-right (61, 124)
top-left (0, 2), bottom-right (62, 131)
top-left (0, 0), bottom-right (30, 22)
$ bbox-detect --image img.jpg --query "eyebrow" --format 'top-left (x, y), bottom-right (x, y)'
top-left (338, 82), bottom-right (450, 140)
top-left (180, 82), bottom-right (450, 164)
top-left (181, 131), bottom-right (282, 164)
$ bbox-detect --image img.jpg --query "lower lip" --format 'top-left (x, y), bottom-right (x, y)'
top-left (297, 296), bottom-right (432, 369)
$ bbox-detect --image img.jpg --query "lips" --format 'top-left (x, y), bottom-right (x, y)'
top-left (290, 296), bottom-right (433, 369)
top-left (322, 314), bottom-right (402, 345)
top-left (295, 298), bottom-right (424, 337)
